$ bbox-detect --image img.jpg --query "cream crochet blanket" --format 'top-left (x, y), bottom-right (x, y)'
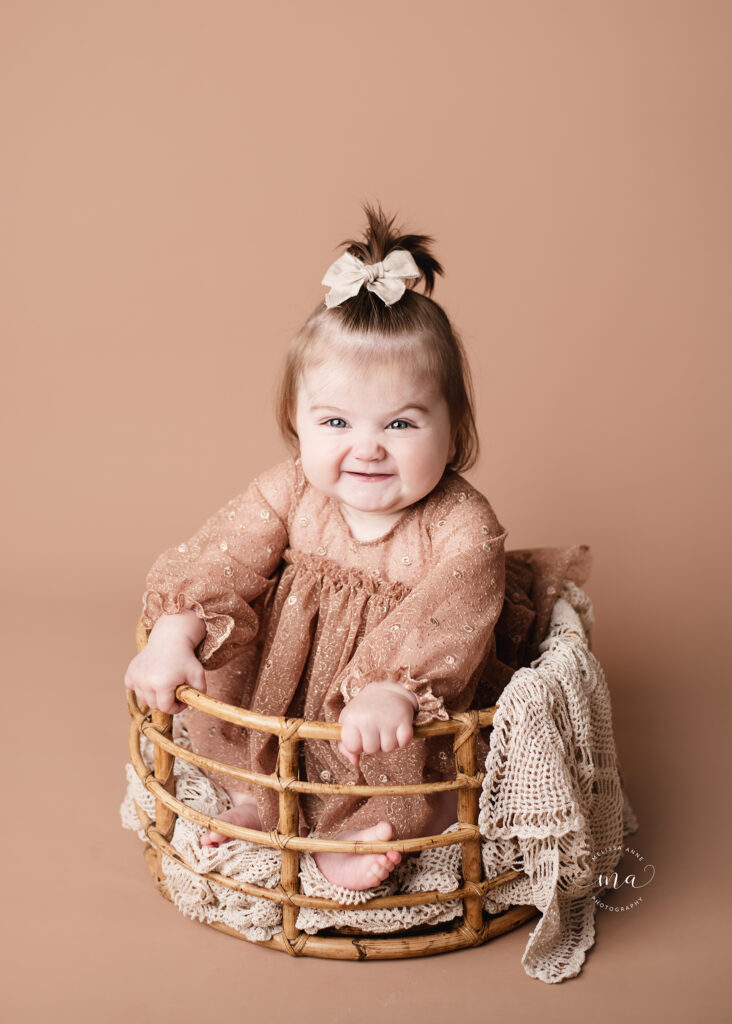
top-left (478, 580), bottom-right (639, 980)
top-left (121, 580), bottom-right (638, 983)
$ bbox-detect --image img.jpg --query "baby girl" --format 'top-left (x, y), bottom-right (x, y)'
top-left (125, 203), bottom-right (511, 892)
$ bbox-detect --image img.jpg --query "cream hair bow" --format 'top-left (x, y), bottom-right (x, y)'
top-left (321, 249), bottom-right (421, 308)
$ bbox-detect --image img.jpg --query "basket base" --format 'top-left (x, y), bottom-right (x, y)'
top-left (143, 843), bottom-right (538, 960)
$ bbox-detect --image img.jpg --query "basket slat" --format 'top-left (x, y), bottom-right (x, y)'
top-left (454, 710), bottom-right (484, 933)
top-left (277, 723), bottom-right (302, 942)
top-left (151, 709), bottom-right (175, 885)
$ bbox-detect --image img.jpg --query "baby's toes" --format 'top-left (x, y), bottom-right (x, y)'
top-left (201, 829), bottom-right (227, 847)
top-left (375, 854), bottom-right (399, 880)
top-left (368, 863), bottom-right (389, 883)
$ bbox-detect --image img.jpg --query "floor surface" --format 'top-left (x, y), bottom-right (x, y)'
top-left (4, 597), bottom-right (726, 1023)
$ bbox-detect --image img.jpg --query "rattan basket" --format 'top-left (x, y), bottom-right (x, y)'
top-left (127, 618), bottom-right (538, 959)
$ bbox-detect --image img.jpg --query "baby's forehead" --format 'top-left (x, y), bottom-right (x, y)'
top-left (300, 360), bottom-right (439, 403)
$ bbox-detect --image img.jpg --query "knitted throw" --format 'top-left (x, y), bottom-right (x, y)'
top-left (478, 579), bottom-right (639, 981)
top-left (121, 580), bottom-right (638, 982)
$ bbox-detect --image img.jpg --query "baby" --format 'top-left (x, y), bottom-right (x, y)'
top-left (125, 203), bottom-right (508, 892)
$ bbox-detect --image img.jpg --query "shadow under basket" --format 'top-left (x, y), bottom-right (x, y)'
top-left (126, 619), bottom-right (538, 960)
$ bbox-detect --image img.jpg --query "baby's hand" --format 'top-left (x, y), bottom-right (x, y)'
top-left (124, 612), bottom-right (207, 715)
top-left (337, 681), bottom-right (419, 767)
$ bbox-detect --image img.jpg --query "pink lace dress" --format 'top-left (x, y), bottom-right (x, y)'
top-left (141, 456), bottom-right (591, 840)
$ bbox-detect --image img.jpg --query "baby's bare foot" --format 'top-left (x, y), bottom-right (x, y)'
top-left (313, 820), bottom-right (402, 891)
top-left (201, 794), bottom-right (262, 847)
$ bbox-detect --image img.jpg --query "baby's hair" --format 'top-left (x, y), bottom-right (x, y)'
top-left (275, 201), bottom-right (480, 473)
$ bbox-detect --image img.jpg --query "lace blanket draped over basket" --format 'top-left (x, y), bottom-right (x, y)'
top-left (121, 580), bottom-right (638, 984)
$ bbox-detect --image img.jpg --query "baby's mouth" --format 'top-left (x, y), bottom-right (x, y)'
top-left (345, 471), bottom-right (392, 480)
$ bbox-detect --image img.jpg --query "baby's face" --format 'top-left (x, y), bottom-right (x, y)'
top-left (295, 359), bottom-right (455, 522)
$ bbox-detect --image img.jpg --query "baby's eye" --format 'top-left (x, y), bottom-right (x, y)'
top-left (323, 418), bottom-right (347, 428)
top-left (388, 419), bottom-right (412, 430)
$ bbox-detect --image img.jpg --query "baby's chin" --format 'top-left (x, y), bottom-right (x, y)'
top-left (338, 481), bottom-right (434, 516)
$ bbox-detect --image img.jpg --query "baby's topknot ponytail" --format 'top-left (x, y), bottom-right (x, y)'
top-left (337, 201), bottom-right (444, 298)
top-left (318, 201), bottom-right (447, 334)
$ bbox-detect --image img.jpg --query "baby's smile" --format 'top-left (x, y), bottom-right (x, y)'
top-left (344, 470), bottom-right (392, 480)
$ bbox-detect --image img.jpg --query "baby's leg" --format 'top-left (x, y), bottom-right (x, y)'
top-left (182, 655), bottom-right (264, 845)
top-left (311, 788), bottom-right (458, 891)
top-left (307, 732), bottom-right (463, 890)
top-left (423, 788), bottom-right (459, 835)
top-left (311, 792), bottom-right (459, 890)
top-left (200, 790), bottom-right (262, 846)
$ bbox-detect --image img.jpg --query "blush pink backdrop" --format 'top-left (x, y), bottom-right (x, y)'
top-left (2, 1), bottom-right (728, 1019)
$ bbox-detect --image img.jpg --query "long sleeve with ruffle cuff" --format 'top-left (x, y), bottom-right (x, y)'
top-left (141, 588), bottom-right (244, 669)
top-left (326, 482), bottom-right (508, 727)
top-left (339, 665), bottom-right (450, 725)
top-left (140, 460), bottom-right (296, 671)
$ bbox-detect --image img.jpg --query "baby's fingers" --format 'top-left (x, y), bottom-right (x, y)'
top-left (358, 723), bottom-right (382, 757)
top-left (157, 676), bottom-right (203, 715)
top-left (159, 661), bottom-right (207, 714)
top-left (124, 666), bottom-right (142, 692)
top-left (134, 683), bottom-right (162, 712)
top-left (378, 727), bottom-right (400, 754)
top-left (380, 722), bottom-right (412, 752)
top-left (337, 739), bottom-right (360, 766)
top-left (154, 690), bottom-right (183, 715)
top-left (395, 721), bottom-right (414, 748)
top-left (183, 661), bottom-right (207, 696)
top-left (339, 722), bottom-right (363, 765)
top-left (131, 684), bottom-right (153, 712)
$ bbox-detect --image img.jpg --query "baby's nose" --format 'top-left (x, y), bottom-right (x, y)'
top-left (351, 434), bottom-right (385, 459)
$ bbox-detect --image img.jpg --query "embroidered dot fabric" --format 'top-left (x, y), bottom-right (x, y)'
top-left (141, 457), bottom-right (592, 841)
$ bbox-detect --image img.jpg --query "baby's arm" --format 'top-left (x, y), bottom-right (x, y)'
top-left (125, 458), bottom-right (297, 713)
